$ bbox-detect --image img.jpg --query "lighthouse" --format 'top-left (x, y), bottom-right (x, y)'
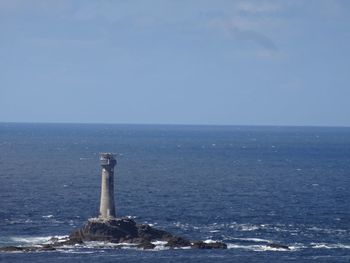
top-left (99, 153), bottom-right (117, 219)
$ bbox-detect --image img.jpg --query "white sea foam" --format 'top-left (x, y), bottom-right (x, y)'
top-left (311, 243), bottom-right (350, 249)
top-left (229, 222), bottom-right (272, 232)
top-left (10, 235), bottom-right (69, 245)
top-left (203, 239), bottom-right (217, 244)
top-left (254, 245), bottom-right (294, 252)
top-left (240, 224), bottom-right (260, 231)
top-left (173, 222), bottom-right (191, 230)
top-left (152, 245), bottom-right (169, 251)
top-left (151, 241), bottom-right (167, 246)
top-left (75, 240), bottom-right (198, 251)
top-left (227, 243), bottom-right (293, 252)
top-left (83, 241), bottom-right (137, 248)
top-left (10, 236), bottom-right (52, 244)
top-left (57, 249), bottom-right (95, 254)
top-left (53, 236), bottom-right (70, 243)
top-left (307, 226), bottom-right (347, 234)
top-left (226, 244), bottom-right (248, 249)
top-left (55, 240), bottom-right (171, 251)
top-left (126, 215), bottom-right (137, 219)
top-left (52, 235), bottom-right (69, 239)
top-left (174, 246), bottom-right (191, 250)
top-left (149, 240), bottom-right (168, 251)
top-left (232, 237), bottom-right (273, 243)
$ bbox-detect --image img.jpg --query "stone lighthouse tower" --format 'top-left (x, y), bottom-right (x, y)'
top-left (99, 153), bottom-right (117, 219)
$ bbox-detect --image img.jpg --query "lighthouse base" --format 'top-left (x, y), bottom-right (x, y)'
top-left (68, 217), bottom-right (192, 249)
top-left (66, 217), bottom-right (229, 249)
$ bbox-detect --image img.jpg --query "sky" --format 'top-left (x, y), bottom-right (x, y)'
top-left (1, 0), bottom-right (350, 126)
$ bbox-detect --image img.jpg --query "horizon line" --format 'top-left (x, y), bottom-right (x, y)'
top-left (0, 121), bottom-right (349, 129)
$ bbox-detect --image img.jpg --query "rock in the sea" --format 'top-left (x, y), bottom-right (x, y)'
top-left (66, 217), bottom-right (229, 249)
top-left (69, 218), bottom-right (137, 242)
top-left (0, 244), bottom-right (56, 253)
top-left (191, 241), bottom-right (227, 249)
top-left (137, 240), bottom-right (156, 250)
top-left (69, 217), bottom-right (173, 244)
top-left (137, 223), bottom-right (173, 241)
top-left (165, 236), bottom-right (191, 248)
top-left (56, 236), bottom-right (83, 246)
top-left (0, 217), bottom-right (228, 252)
top-left (67, 217), bottom-right (227, 249)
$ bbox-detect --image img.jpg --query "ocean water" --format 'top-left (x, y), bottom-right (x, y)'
top-left (0, 123), bottom-right (349, 262)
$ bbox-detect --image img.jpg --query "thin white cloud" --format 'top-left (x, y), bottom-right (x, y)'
top-left (205, 0), bottom-right (295, 57)
top-left (209, 16), bottom-right (278, 52)
top-left (235, 0), bottom-right (282, 14)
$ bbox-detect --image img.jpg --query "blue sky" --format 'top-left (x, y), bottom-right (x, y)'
top-left (1, 0), bottom-right (349, 126)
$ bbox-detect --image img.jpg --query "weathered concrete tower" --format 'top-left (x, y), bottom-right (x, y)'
top-left (99, 153), bottom-right (117, 219)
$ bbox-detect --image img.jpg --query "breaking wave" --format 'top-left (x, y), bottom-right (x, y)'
top-left (9, 235), bottom-right (68, 245)
top-left (2, 234), bottom-right (349, 254)
top-left (311, 243), bottom-right (350, 249)
top-left (226, 243), bottom-right (295, 252)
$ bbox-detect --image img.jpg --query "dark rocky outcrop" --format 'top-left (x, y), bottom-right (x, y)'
top-left (68, 218), bottom-right (175, 245)
top-left (67, 217), bottom-right (228, 250)
top-left (2, 217), bottom-right (272, 252)
top-left (0, 218), bottom-right (292, 253)
top-left (137, 240), bottom-right (156, 250)
top-left (0, 244), bottom-right (56, 253)
top-left (69, 218), bottom-right (138, 243)
top-left (165, 236), bottom-right (191, 247)
top-left (191, 241), bottom-right (227, 249)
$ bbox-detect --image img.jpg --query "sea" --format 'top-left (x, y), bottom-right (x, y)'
top-left (0, 123), bottom-right (349, 262)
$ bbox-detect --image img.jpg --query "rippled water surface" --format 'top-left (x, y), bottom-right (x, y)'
top-left (0, 123), bottom-right (349, 262)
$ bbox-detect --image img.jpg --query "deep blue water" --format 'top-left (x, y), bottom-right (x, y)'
top-left (0, 123), bottom-right (349, 262)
